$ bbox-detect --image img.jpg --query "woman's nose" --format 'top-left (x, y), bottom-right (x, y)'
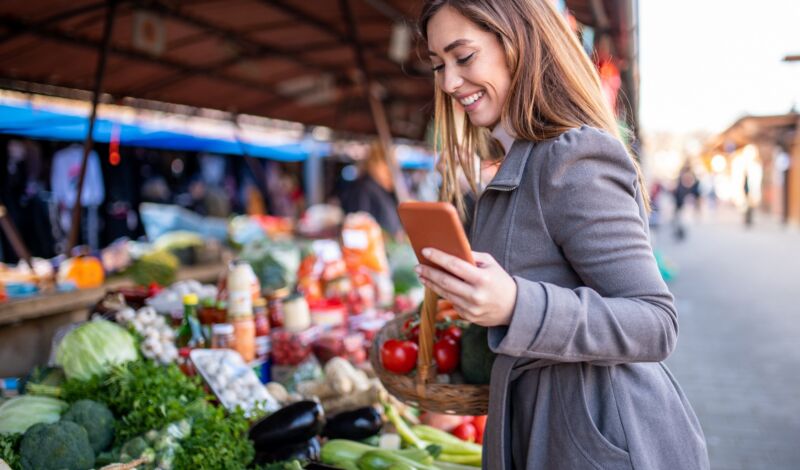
top-left (441, 67), bottom-right (464, 94)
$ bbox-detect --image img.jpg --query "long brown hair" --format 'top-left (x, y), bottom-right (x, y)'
top-left (419, 0), bottom-right (649, 216)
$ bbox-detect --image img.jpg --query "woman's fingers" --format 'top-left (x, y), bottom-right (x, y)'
top-left (416, 264), bottom-right (472, 299)
top-left (421, 248), bottom-right (483, 284)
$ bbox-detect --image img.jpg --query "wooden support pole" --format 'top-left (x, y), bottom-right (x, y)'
top-left (340, 0), bottom-right (410, 202)
top-left (0, 205), bottom-right (33, 269)
top-left (66, 0), bottom-right (117, 254)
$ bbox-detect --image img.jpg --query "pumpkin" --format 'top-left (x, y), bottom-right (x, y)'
top-left (59, 255), bottom-right (105, 289)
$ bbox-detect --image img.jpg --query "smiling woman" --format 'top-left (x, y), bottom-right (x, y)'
top-left (414, 2), bottom-right (710, 470)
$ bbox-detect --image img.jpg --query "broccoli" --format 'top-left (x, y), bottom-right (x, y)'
top-left (119, 436), bottom-right (151, 463)
top-left (61, 399), bottom-right (115, 453)
top-left (19, 421), bottom-right (95, 470)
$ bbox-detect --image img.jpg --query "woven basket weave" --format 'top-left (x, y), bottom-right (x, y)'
top-left (370, 291), bottom-right (490, 415)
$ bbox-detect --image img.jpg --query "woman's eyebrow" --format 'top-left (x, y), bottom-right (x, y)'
top-left (428, 38), bottom-right (473, 56)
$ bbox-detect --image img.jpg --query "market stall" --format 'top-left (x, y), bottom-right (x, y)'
top-left (0, 210), bottom-right (491, 470)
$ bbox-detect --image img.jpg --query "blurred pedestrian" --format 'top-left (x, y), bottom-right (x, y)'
top-left (673, 164), bottom-right (699, 241)
top-left (339, 141), bottom-right (403, 237)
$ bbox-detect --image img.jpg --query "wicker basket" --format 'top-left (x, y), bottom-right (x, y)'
top-left (370, 290), bottom-right (490, 415)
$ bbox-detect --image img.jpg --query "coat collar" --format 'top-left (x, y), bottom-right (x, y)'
top-left (485, 139), bottom-right (533, 190)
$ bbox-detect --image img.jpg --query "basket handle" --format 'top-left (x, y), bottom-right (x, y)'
top-left (416, 287), bottom-right (438, 392)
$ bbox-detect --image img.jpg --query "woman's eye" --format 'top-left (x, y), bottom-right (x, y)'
top-left (457, 53), bottom-right (475, 65)
top-left (431, 63), bottom-right (444, 72)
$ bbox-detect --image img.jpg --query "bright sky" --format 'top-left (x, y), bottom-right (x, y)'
top-left (639, 0), bottom-right (800, 134)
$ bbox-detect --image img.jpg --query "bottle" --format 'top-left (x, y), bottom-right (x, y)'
top-left (177, 293), bottom-right (206, 349)
top-left (232, 315), bottom-right (256, 363)
top-left (211, 323), bottom-right (235, 350)
top-left (253, 298), bottom-right (270, 362)
top-left (177, 347), bottom-right (195, 376)
top-left (227, 261), bottom-right (257, 319)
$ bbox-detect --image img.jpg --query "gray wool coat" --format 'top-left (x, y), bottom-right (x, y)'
top-left (471, 126), bottom-right (709, 470)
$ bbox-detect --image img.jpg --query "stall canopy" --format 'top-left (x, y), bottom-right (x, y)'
top-left (0, 1), bottom-right (635, 141)
top-left (0, 0), bottom-right (434, 140)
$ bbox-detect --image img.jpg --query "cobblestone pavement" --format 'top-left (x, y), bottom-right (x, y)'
top-left (654, 206), bottom-right (800, 469)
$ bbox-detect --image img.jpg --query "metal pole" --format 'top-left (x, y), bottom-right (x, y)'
top-left (340, 0), bottom-right (410, 202)
top-left (66, 0), bottom-right (118, 254)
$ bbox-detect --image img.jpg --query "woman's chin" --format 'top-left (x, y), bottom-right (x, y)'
top-left (466, 110), bottom-right (501, 129)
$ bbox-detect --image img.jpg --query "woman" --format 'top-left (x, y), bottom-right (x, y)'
top-left (414, 1), bottom-right (709, 469)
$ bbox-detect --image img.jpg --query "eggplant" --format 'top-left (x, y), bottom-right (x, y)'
top-left (249, 400), bottom-right (325, 450)
top-left (253, 437), bottom-right (321, 464)
top-left (322, 406), bottom-right (383, 441)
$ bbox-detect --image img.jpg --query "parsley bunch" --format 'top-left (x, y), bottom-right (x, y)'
top-left (62, 359), bottom-right (207, 443)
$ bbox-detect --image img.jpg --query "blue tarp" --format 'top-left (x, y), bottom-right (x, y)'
top-left (0, 101), bottom-right (435, 169)
top-left (0, 102), bottom-right (329, 162)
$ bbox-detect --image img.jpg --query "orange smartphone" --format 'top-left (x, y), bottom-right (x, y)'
top-left (397, 201), bottom-right (475, 268)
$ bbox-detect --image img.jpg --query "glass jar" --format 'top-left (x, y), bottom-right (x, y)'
top-left (211, 323), bottom-right (235, 350)
top-left (267, 287), bottom-right (289, 328)
top-left (254, 298), bottom-right (270, 362)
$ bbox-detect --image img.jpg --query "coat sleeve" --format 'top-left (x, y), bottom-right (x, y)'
top-left (488, 126), bottom-right (678, 365)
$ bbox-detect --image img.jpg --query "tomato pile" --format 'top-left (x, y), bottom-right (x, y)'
top-left (380, 299), bottom-right (467, 376)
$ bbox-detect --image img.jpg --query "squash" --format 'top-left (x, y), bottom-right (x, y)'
top-left (58, 256), bottom-right (105, 289)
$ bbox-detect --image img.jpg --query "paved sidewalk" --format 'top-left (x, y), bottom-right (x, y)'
top-left (655, 207), bottom-right (800, 469)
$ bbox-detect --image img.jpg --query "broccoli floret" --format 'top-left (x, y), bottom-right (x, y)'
top-left (61, 399), bottom-right (115, 453)
top-left (19, 421), bottom-right (95, 470)
top-left (119, 436), bottom-right (150, 462)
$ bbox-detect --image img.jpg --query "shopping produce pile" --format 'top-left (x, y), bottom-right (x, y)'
top-left (0, 212), bottom-right (493, 469)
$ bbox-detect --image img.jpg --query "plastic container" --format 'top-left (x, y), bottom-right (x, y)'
top-left (270, 326), bottom-right (321, 366)
top-left (312, 329), bottom-right (367, 365)
top-left (309, 298), bottom-right (348, 330)
top-left (190, 348), bottom-right (279, 417)
top-left (283, 293), bottom-right (312, 332)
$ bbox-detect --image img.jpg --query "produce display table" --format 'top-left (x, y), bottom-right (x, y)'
top-left (0, 263), bottom-right (224, 377)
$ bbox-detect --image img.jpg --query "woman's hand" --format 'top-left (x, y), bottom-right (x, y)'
top-left (415, 248), bottom-right (517, 327)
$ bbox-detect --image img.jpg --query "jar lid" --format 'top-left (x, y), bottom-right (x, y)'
top-left (212, 323), bottom-right (234, 335)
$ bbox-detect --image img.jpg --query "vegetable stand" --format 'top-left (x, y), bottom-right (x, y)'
top-left (0, 214), bottom-right (489, 469)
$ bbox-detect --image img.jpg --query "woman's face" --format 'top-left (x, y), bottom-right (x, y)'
top-left (427, 5), bottom-right (511, 129)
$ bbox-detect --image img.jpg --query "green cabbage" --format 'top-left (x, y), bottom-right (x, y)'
top-left (0, 396), bottom-right (68, 435)
top-left (56, 319), bottom-right (138, 381)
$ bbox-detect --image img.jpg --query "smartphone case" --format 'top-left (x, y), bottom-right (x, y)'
top-left (397, 201), bottom-right (474, 268)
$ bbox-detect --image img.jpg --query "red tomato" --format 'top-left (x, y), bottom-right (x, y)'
top-left (381, 339), bottom-right (418, 374)
top-left (473, 415), bottom-right (487, 444)
top-left (452, 422), bottom-right (477, 442)
top-left (433, 337), bottom-right (460, 374)
top-left (437, 325), bottom-right (462, 342)
top-left (403, 319), bottom-right (421, 342)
